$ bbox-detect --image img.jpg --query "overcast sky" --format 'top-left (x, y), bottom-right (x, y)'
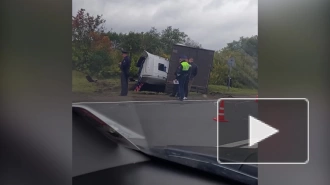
top-left (72, 0), bottom-right (257, 51)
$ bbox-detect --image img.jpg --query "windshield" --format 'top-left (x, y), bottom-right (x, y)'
top-left (72, 99), bottom-right (258, 184)
top-left (72, 5), bottom-right (258, 185)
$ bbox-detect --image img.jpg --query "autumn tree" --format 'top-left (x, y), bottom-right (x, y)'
top-left (72, 9), bottom-right (106, 70)
top-left (86, 32), bottom-right (113, 76)
top-left (72, 9), bottom-right (116, 76)
top-left (90, 32), bottom-right (111, 52)
top-left (71, 9), bottom-right (257, 86)
top-left (72, 9), bottom-right (106, 42)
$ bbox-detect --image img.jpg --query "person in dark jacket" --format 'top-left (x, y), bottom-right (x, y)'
top-left (169, 62), bottom-right (181, 97)
top-left (183, 57), bottom-right (198, 99)
top-left (119, 50), bottom-right (131, 96)
top-left (176, 55), bottom-right (191, 101)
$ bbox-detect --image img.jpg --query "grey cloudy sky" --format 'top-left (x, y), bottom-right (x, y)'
top-left (72, 0), bottom-right (257, 51)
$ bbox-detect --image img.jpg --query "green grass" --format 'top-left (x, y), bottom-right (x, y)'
top-left (72, 70), bottom-right (129, 93)
top-left (73, 70), bottom-right (257, 96)
top-left (208, 84), bottom-right (258, 95)
top-left (134, 91), bottom-right (166, 95)
top-left (95, 78), bottom-right (121, 92)
top-left (72, 70), bottom-right (97, 93)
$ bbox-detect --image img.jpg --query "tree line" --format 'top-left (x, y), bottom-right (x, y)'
top-left (211, 35), bottom-right (258, 88)
top-left (72, 9), bottom-right (258, 89)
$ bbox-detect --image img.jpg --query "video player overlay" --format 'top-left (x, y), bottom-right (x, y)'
top-left (215, 98), bottom-right (308, 164)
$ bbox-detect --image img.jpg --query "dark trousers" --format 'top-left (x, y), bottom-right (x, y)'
top-left (120, 72), bottom-right (129, 96)
top-left (170, 84), bottom-right (179, 96)
top-left (178, 75), bottom-right (187, 100)
top-left (184, 77), bottom-right (190, 97)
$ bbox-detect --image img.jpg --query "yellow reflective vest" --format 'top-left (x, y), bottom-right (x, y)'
top-left (181, 61), bottom-right (190, 71)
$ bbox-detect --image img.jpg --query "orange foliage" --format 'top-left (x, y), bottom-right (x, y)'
top-left (90, 32), bottom-right (112, 53)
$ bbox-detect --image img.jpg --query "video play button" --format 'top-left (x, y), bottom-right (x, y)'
top-left (217, 98), bottom-right (308, 164)
top-left (249, 115), bottom-right (279, 147)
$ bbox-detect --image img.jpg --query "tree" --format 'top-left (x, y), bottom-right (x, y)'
top-left (84, 32), bottom-right (113, 76)
top-left (90, 32), bottom-right (111, 52)
top-left (226, 35), bottom-right (258, 69)
top-left (210, 35), bottom-right (258, 89)
top-left (72, 8), bottom-right (106, 67)
top-left (160, 26), bottom-right (188, 54)
top-left (141, 27), bottom-right (163, 55)
top-left (72, 9), bottom-right (106, 43)
top-left (121, 31), bottom-right (143, 55)
top-left (184, 37), bottom-right (202, 48)
top-left (107, 30), bottom-right (125, 49)
top-left (72, 10), bottom-right (258, 84)
top-left (72, 9), bottom-right (114, 76)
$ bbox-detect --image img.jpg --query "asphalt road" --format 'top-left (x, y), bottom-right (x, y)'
top-left (73, 99), bottom-right (258, 148)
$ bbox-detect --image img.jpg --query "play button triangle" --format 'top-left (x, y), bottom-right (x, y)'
top-left (249, 115), bottom-right (279, 146)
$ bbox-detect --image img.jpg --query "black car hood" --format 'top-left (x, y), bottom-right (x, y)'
top-left (149, 145), bottom-right (257, 185)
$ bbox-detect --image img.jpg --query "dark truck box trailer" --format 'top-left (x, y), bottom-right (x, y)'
top-left (165, 44), bottom-right (215, 94)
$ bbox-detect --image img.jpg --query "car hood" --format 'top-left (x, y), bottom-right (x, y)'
top-left (72, 104), bottom-right (258, 185)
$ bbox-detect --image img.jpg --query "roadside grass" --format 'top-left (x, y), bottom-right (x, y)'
top-left (72, 70), bottom-right (97, 93)
top-left (134, 91), bottom-right (166, 95)
top-left (95, 78), bottom-right (121, 93)
top-left (73, 70), bottom-right (257, 96)
top-left (208, 84), bottom-right (258, 95)
top-left (72, 70), bottom-right (132, 93)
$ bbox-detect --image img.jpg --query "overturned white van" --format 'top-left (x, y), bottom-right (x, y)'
top-left (136, 51), bottom-right (169, 85)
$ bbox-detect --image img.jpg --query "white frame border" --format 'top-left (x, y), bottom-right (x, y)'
top-left (216, 98), bottom-right (309, 165)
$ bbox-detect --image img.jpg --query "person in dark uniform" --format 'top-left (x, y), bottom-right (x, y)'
top-left (175, 55), bottom-right (191, 101)
top-left (169, 61), bottom-right (182, 97)
top-left (183, 57), bottom-right (198, 99)
top-left (119, 50), bottom-right (131, 96)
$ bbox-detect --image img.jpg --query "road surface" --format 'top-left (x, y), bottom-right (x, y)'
top-left (73, 99), bottom-right (258, 148)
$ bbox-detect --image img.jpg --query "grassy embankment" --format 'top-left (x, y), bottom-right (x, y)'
top-left (72, 70), bottom-right (257, 96)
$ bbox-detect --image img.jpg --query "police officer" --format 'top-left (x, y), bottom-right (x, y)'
top-left (176, 55), bottom-right (191, 101)
top-left (184, 57), bottom-right (198, 99)
top-left (119, 50), bottom-right (131, 96)
top-left (169, 61), bottom-right (182, 97)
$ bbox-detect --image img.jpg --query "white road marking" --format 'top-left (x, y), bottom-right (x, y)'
top-left (73, 99), bottom-right (218, 105)
top-left (218, 139), bottom-right (259, 148)
top-left (241, 144), bottom-right (258, 148)
top-left (234, 100), bottom-right (253, 106)
top-left (218, 139), bottom-right (249, 148)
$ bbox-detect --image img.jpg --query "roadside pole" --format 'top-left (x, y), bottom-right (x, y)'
top-left (228, 71), bottom-right (231, 90)
top-left (227, 57), bottom-right (235, 90)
